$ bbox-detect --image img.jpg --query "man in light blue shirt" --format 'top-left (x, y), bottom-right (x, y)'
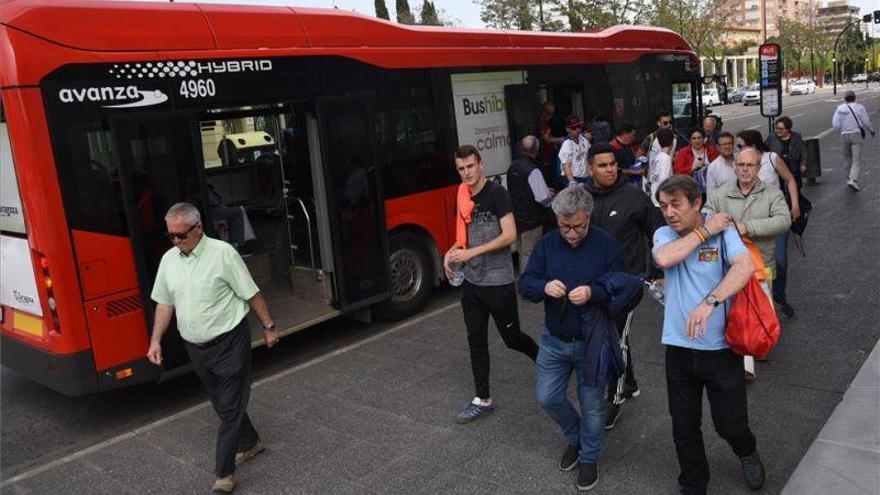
top-left (652, 175), bottom-right (765, 495)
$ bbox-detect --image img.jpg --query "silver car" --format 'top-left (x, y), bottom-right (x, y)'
top-left (742, 85), bottom-right (760, 106)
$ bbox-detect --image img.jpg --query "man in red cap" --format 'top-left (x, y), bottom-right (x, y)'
top-left (559, 114), bottom-right (591, 185)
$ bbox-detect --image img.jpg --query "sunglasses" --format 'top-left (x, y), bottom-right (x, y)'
top-left (167, 222), bottom-right (200, 240)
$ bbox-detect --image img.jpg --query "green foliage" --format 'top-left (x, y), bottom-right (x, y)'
top-left (396, 0), bottom-right (415, 24)
top-left (419, 0), bottom-right (440, 25)
top-left (375, 0), bottom-right (390, 20)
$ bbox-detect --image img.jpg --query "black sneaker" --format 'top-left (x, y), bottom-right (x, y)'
top-left (560, 444), bottom-right (579, 471)
top-left (605, 403), bottom-right (621, 430)
top-left (774, 298), bottom-right (795, 319)
top-left (622, 381), bottom-right (641, 399)
top-left (739, 450), bottom-right (766, 491)
top-left (576, 463), bottom-right (598, 491)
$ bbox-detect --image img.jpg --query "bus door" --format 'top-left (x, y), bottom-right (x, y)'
top-left (110, 115), bottom-right (208, 372)
top-left (504, 84), bottom-right (541, 159)
top-left (315, 96), bottom-right (390, 311)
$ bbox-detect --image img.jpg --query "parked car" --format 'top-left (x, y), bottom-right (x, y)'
top-left (741, 84), bottom-right (761, 106)
top-left (702, 88), bottom-right (720, 106)
top-left (788, 79), bottom-right (815, 95)
top-left (728, 86), bottom-right (746, 103)
top-left (852, 73), bottom-right (868, 83)
top-left (870, 72), bottom-right (880, 82)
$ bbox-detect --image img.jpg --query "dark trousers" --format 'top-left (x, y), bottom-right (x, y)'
top-left (665, 346), bottom-right (757, 495)
top-left (185, 319), bottom-right (260, 478)
top-left (606, 311), bottom-right (637, 402)
top-left (461, 281), bottom-right (539, 399)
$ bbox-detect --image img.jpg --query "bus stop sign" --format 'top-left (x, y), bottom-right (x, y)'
top-left (759, 43), bottom-right (782, 118)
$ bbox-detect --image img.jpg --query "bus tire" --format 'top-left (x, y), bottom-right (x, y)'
top-left (375, 232), bottom-right (433, 321)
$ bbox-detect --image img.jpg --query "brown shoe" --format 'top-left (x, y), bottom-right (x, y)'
top-left (235, 438), bottom-right (265, 466)
top-left (212, 475), bottom-right (235, 493)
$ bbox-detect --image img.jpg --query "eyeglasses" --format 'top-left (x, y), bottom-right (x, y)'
top-left (558, 223), bottom-right (587, 234)
top-left (167, 222), bottom-right (200, 240)
top-left (775, 126), bottom-right (787, 131)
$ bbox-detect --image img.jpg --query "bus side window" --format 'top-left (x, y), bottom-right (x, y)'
top-left (53, 123), bottom-right (128, 236)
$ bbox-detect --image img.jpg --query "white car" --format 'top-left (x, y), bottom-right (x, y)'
top-left (702, 88), bottom-right (720, 106)
top-left (852, 73), bottom-right (868, 83)
top-left (741, 85), bottom-right (760, 106)
top-left (789, 79), bottom-right (815, 95)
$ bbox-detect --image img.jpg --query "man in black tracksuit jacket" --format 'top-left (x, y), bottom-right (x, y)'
top-left (583, 142), bottom-right (665, 429)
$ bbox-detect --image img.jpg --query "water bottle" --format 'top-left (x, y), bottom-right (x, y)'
top-left (645, 279), bottom-right (665, 305)
top-left (449, 262), bottom-right (465, 287)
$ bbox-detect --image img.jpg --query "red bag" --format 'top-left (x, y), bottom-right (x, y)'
top-left (724, 237), bottom-right (781, 358)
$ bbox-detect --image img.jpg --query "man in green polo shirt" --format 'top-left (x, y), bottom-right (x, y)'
top-left (146, 202), bottom-right (278, 494)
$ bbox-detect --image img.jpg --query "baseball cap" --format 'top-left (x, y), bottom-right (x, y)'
top-left (565, 115), bottom-right (584, 129)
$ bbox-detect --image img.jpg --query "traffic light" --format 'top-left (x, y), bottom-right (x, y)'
top-left (865, 14), bottom-right (872, 23)
top-left (874, 10), bottom-right (879, 24)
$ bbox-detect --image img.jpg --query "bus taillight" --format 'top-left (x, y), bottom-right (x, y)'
top-left (35, 253), bottom-right (61, 334)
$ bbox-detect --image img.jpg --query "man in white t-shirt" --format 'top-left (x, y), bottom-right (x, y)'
top-left (648, 127), bottom-right (675, 207)
top-left (559, 115), bottom-right (590, 185)
top-left (706, 132), bottom-right (737, 196)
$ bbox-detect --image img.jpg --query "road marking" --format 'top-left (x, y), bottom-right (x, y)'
top-left (811, 127), bottom-right (836, 140)
top-left (789, 113), bottom-right (804, 119)
top-left (746, 124), bottom-right (764, 130)
top-left (0, 299), bottom-right (461, 488)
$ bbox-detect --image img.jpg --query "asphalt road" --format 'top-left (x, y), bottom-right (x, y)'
top-left (1, 81), bottom-right (877, 486)
top-left (707, 82), bottom-right (879, 139)
top-left (0, 287), bottom-right (459, 481)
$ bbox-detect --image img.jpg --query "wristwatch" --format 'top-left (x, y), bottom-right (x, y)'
top-left (704, 294), bottom-right (720, 308)
top-left (263, 322), bottom-right (276, 331)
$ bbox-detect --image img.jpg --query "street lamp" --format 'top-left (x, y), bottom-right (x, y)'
top-left (867, 56), bottom-right (871, 89)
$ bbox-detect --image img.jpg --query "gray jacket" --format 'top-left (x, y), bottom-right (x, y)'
top-left (705, 181), bottom-right (790, 273)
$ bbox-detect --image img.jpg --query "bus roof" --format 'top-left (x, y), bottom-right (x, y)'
top-left (0, 0), bottom-right (695, 86)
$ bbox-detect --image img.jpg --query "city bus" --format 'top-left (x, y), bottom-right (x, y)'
top-left (0, 0), bottom-right (703, 395)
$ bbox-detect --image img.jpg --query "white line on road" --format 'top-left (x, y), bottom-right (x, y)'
top-left (811, 127), bottom-right (836, 140)
top-left (746, 124), bottom-right (764, 130)
top-left (0, 298), bottom-right (462, 488)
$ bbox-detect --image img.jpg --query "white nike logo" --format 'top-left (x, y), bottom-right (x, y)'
top-left (610, 211), bottom-right (618, 217)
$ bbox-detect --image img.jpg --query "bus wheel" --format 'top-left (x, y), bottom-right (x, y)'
top-left (375, 233), bottom-right (433, 320)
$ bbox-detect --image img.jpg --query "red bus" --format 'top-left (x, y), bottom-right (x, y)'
top-left (0, 0), bottom-right (702, 395)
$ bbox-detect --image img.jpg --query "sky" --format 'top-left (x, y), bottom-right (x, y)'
top-left (152, 0), bottom-right (877, 35)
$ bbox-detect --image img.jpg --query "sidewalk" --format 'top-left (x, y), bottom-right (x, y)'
top-left (782, 342), bottom-right (880, 495)
top-left (2, 130), bottom-right (878, 495)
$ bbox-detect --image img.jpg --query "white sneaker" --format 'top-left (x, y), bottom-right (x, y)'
top-left (847, 180), bottom-right (860, 192)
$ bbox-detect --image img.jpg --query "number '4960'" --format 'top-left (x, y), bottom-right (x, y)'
top-left (179, 79), bottom-right (216, 98)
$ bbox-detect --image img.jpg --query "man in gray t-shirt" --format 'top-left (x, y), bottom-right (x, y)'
top-left (444, 145), bottom-right (539, 425)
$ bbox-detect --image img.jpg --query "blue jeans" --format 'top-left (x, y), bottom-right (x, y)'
top-left (773, 232), bottom-right (789, 302)
top-left (535, 329), bottom-right (606, 464)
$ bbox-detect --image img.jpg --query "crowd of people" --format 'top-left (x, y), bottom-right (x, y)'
top-left (141, 91), bottom-right (873, 494)
top-left (439, 92), bottom-right (875, 494)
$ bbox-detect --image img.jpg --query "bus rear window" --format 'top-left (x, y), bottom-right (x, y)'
top-left (52, 120), bottom-right (128, 236)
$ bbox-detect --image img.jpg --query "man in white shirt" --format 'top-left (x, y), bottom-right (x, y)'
top-left (649, 127), bottom-right (675, 206)
top-left (559, 115), bottom-right (590, 185)
top-left (706, 132), bottom-right (737, 196)
top-left (832, 90), bottom-right (876, 191)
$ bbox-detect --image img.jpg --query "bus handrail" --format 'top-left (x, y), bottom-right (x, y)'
top-left (288, 195), bottom-right (318, 280)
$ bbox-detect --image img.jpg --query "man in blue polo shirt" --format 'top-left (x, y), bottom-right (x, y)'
top-left (652, 175), bottom-right (765, 495)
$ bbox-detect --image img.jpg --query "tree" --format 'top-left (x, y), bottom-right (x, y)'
top-left (419, 0), bottom-right (440, 25)
top-left (374, 0), bottom-right (390, 20)
top-left (479, 0), bottom-right (536, 30)
top-left (649, 0), bottom-right (733, 76)
top-left (396, 0), bottom-right (415, 24)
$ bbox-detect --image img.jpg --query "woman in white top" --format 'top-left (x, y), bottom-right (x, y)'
top-left (735, 129), bottom-right (800, 222)
top-left (558, 114), bottom-right (590, 184)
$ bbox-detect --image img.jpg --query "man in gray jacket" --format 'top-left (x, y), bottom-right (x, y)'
top-left (705, 147), bottom-right (790, 380)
